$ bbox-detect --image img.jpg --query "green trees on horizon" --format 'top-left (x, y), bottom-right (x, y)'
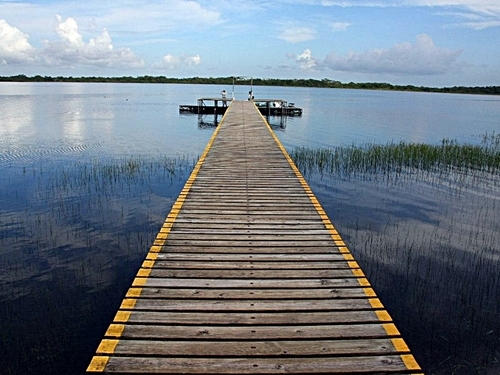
top-left (1, 74), bottom-right (499, 95)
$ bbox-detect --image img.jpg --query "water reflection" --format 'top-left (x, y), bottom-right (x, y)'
top-left (196, 112), bottom-right (288, 129)
top-left (62, 97), bottom-right (117, 142)
top-left (303, 164), bottom-right (500, 374)
top-left (0, 156), bottom-right (195, 374)
top-left (0, 96), bottom-right (37, 162)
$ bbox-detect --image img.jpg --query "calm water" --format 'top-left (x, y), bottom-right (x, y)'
top-left (1, 82), bottom-right (499, 374)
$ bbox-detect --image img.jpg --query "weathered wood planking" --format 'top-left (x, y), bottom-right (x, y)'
top-left (87, 100), bottom-right (423, 374)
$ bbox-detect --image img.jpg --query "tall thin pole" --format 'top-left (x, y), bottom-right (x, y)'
top-left (232, 77), bottom-right (235, 100)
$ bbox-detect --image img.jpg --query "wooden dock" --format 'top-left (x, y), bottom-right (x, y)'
top-left (180, 98), bottom-right (303, 116)
top-left (87, 101), bottom-right (422, 374)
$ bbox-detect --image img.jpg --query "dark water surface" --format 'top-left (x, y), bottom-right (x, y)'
top-left (1, 83), bottom-right (499, 374)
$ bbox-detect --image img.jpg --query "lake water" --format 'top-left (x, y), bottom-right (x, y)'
top-left (1, 82), bottom-right (499, 374)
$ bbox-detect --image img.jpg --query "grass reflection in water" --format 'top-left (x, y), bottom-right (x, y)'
top-left (0, 155), bottom-right (196, 375)
top-left (290, 134), bottom-right (500, 375)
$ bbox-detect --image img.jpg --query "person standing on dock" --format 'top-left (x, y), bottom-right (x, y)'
top-left (248, 90), bottom-right (254, 101)
top-left (221, 90), bottom-right (227, 107)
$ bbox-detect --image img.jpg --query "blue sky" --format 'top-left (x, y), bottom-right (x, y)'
top-left (1, 0), bottom-right (499, 86)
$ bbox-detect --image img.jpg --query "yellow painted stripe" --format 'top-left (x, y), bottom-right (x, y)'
top-left (105, 324), bottom-right (125, 338)
top-left (369, 298), bottom-right (385, 309)
top-left (113, 311), bottom-right (131, 323)
top-left (351, 269), bottom-right (366, 277)
top-left (347, 261), bottom-right (360, 269)
top-left (363, 287), bottom-right (377, 297)
top-left (375, 310), bottom-right (393, 322)
top-left (120, 298), bottom-right (137, 310)
top-left (149, 245), bottom-right (162, 253)
top-left (86, 356), bottom-right (109, 372)
top-left (391, 338), bottom-right (410, 352)
top-left (358, 278), bottom-right (371, 287)
top-left (146, 252), bottom-right (158, 260)
top-left (383, 323), bottom-right (401, 336)
top-left (141, 260), bottom-right (155, 268)
top-left (155, 232), bottom-right (169, 240)
top-left (323, 223), bottom-right (336, 230)
top-left (137, 268), bottom-right (152, 277)
top-left (97, 339), bottom-right (119, 354)
top-left (400, 354), bottom-right (422, 370)
top-left (342, 253), bottom-right (354, 261)
top-left (132, 277), bottom-right (147, 287)
top-left (126, 287), bottom-right (142, 298)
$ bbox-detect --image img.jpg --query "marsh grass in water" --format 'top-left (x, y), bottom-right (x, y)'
top-left (0, 155), bottom-right (196, 375)
top-left (290, 134), bottom-right (500, 375)
top-left (290, 133), bottom-right (500, 177)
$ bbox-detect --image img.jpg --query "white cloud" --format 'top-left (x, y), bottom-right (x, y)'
top-left (460, 20), bottom-right (500, 29)
top-left (331, 22), bottom-right (351, 31)
top-left (288, 49), bottom-right (322, 71)
top-left (1, 15), bottom-right (212, 72)
top-left (0, 1), bottom-right (224, 55)
top-left (0, 19), bottom-right (36, 65)
top-left (441, 10), bottom-right (500, 29)
top-left (324, 34), bottom-right (463, 75)
top-left (156, 53), bottom-right (202, 70)
top-left (41, 16), bottom-right (144, 69)
top-left (406, 0), bottom-right (500, 14)
top-left (319, 0), bottom-right (500, 11)
top-left (279, 27), bottom-right (316, 43)
top-left (55, 16), bottom-right (84, 47)
top-left (318, 0), bottom-right (500, 29)
top-left (71, 1), bottom-right (223, 34)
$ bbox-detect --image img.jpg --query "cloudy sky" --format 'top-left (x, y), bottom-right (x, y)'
top-left (1, 0), bottom-right (499, 86)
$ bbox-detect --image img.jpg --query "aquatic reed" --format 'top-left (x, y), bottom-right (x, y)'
top-left (290, 133), bottom-right (500, 178)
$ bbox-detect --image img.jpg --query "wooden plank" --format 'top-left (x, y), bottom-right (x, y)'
top-left (163, 215), bottom-right (325, 222)
top-left (163, 240), bottom-right (336, 248)
top-left (165, 225), bottom-right (333, 232)
top-left (154, 247), bottom-right (341, 254)
top-left (148, 261), bottom-right (352, 270)
top-left (162, 228), bottom-right (332, 234)
top-left (164, 234), bottom-right (333, 241)
top-left (123, 298), bottom-right (375, 312)
top-left (170, 218), bottom-right (326, 225)
top-left (132, 287), bottom-right (368, 299)
top-left (99, 356), bottom-right (412, 374)
top-left (149, 253), bottom-right (346, 261)
top-left (146, 269), bottom-right (358, 279)
top-left (135, 278), bottom-right (361, 289)
top-left (175, 209), bottom-right (321, 215)
top-left (181, 195), bottom-right (315, 199)
top-left (109, 323), bottom-right (390, 340)
top-left (107, 338), bottom-right (401, 356)
top-left (122, 310), bottom-right (388, 325)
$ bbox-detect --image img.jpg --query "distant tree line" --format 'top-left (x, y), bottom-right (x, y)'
top-left (1, 74), bottom-right (499, 95)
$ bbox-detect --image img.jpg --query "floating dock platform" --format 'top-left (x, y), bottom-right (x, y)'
top-left (180, 98), bottom-right (303, 116)
top-left (88, 100), bottom-right (422, 374)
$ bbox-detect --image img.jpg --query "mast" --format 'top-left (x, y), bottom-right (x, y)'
top-left (232, 77), bottom-right (235, 100)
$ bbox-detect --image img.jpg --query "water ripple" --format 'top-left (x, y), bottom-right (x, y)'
top-left (0, 143), bottom-right (103, 164)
